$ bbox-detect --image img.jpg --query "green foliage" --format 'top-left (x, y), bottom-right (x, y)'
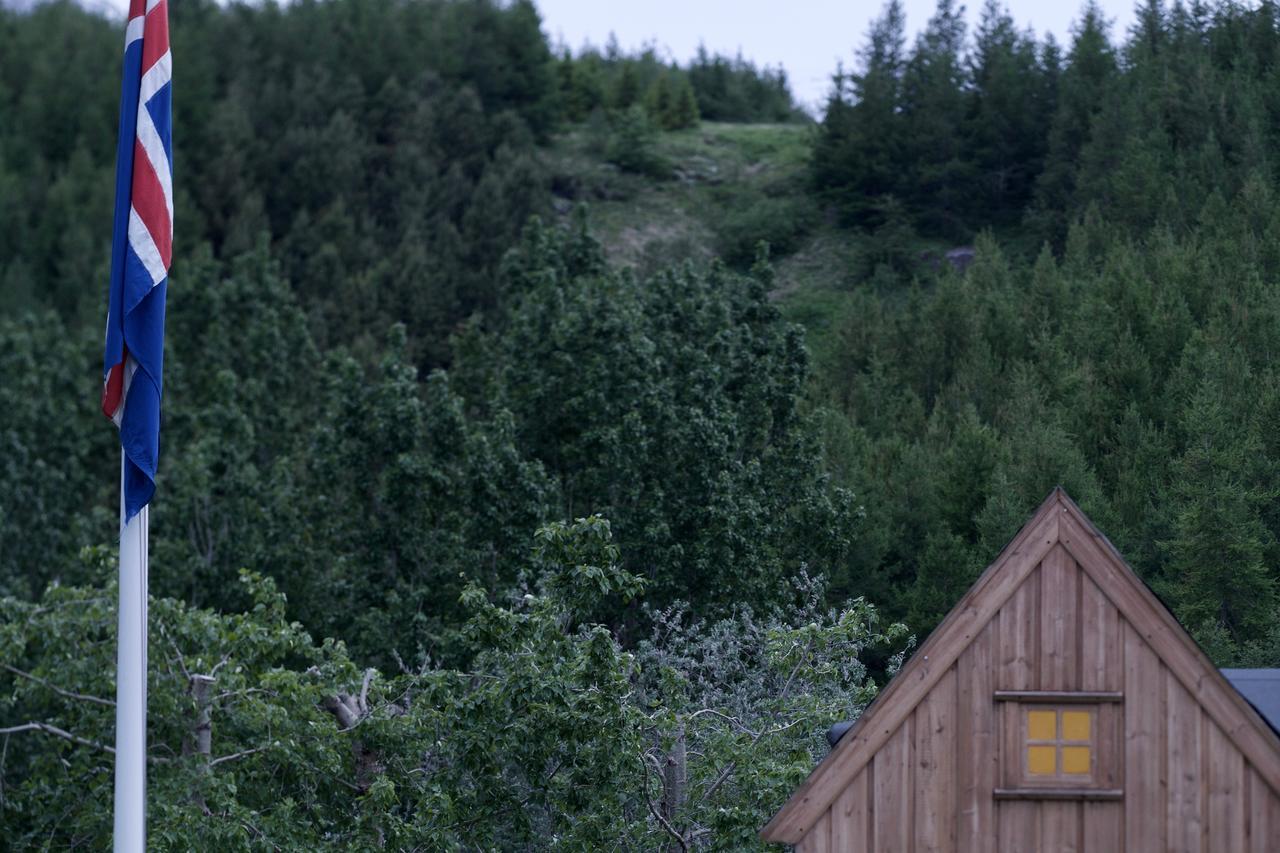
top-left (645, 72), bottom-right (701, 131)
top-left (604, 106), bottom-right (672, 178)
top-left (809, 191), bottom-right (1280, 662)
top-left (462, 218), bottom-right (855, 619)
top-left (1, 525), bottom-right (906, 849)
top-left (1159, 347), bottom-right (1279, 647)
top-left (686, 47), bottom-right (804, 123)
top-left (558, 41), bottom-right (802, 129)
top-left (0, 312), bottom-right (114, 597)
top-left (13, 0), bottom-right (1280, 840)
top-left (813, 0), bottom-right (1280, 247)
top-left (711, 185), bottom-right (819, 269)
top-left (2, 0), bottom-right (558, 367)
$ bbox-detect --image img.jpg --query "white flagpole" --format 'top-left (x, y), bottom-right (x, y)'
top-left (113, 453), bottom-right (149, 852)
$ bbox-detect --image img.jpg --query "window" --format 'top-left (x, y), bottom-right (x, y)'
top-left (994, 692), bottom-right (1123, 799)
top-left (1024, 707), bottom-right (1093, 778)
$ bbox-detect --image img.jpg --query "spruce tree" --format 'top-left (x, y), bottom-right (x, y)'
top-left (1161, 354), bottom-right (1279, 653)
top-left (1029, 1), bottom-right (1117, 242)
top-left (900, 0), bottom-right (970, 236)
top-left (811, 0), bottom-right (907, 227)
top-left (964, 0), bottom-right (1051, 229)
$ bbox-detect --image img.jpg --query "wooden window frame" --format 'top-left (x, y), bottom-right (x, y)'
top-left (994, 692), bottom-right (1124, 801)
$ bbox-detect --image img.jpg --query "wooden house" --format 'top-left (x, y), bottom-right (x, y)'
top-left (762, 488), bottom-right (1280, 851)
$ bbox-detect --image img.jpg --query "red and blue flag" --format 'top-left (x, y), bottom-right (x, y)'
top-left (103, 0), bottom-right (172, 521)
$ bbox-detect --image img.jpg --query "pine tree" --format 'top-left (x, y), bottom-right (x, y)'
top-left (899, 0), bottom-right (970, 236)
top-left (811, 0), bottom-right (907, 227)
top-left (644, 73), bottom-right (674, 128)
top-left (1029, 1), bottom-right (1117, 242)
top-left (667, 73), bottom-right (700, 129)
top-left (1161, 353), bottom-right (1279, 653)
top-left (964, 0), bottom-right (1052, 229)
top-left (612, 61), bottom-right (641, 109)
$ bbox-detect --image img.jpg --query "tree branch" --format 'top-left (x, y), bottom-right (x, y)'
top-left (210, 744), bottom-right (273, 768)
top-left (641, 753), bottom-right (688, 852)
top-left (359, 668), bottom-right (374, 716)
top-left (1, 664), bottom-right (114, 707)
top-left (158, 622), bottom-right (192, 682)
top-left (0, 722), bottom-right (115, 755)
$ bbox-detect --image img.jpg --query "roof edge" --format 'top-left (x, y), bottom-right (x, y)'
top-left (761, 488), bottom-right (1067, 844)
top-left (1056, 492), bottom-right (1280, 796)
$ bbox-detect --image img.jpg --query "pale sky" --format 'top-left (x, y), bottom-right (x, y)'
top-left (92, 0), bottom-right (1140, 112)
top-left (539, 0), bottom-right (1138, 112)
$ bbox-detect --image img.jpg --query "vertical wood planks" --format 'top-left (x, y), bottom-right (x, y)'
top-left (956, 619), bottom-right (996, 853)
top-left (1083, 802), bottom-right (1123, 852)
top-left (996, 567), bottom-right (1039, 853)
top-left (772, 490), bottom-right (1280, 853)
top-left (1167, 672), bottom-right (1203, 852)
top-left (873, 720), bottom-right (913, 853)
top-left (1207, 720), bottom-right (1243, 852)
top-left (1079, 571), bottom-right (1120, 692)
top-left (1247, 768), bottom-right (1280, 853)
top-left (1080, 570), bottom-right (1124, 851)
top-left (1125, 621), bottom-right (1164, 853)
top-left (831, 768), bottom-right (869, 852)
top-left (997, 801), bottom-right (1037, 853)
top-left (1039, 544), bottom-right (1078, 691)
top-left (1040, 801), bottom-right (1080, 853)
top-left (998, 567), bottom-right (1039, 692)
top-left (799, 810), bottom-right (831, 853)
top-left (915, 666), bottom-right (956, 853)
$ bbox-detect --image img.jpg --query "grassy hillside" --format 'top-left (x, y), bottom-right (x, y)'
top-left (544, 120), bottom-right (939, 371)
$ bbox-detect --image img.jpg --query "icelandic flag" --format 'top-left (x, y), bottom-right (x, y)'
top-left (102, 0), bottom-right (172, 522)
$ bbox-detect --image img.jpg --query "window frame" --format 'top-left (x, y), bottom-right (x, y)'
top-left (993, 691), bottom-right (1124, 801)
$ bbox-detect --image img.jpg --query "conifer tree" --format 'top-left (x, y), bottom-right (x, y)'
top-left (1161, 353), bottom-right (1279, 649)
top-left (1030, 1), bottom-right (1116, 241)
top-left (668, 73), bottom-right (700, 129)
top-left (964, 0), bottom-right (1052, 228)
top-left (811, 0), bottom-right (907, 227)
top-left (644, 72), bottom-right (674, 128)
top-left (612, 62), bottom-right (641, 109)
top-left (900, 0), bottom-right (970, 235)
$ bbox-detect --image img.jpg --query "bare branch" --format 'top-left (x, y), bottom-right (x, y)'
top-left (210, 744), bottom-right (273, 768)
top-left (209, 655), bottom-right (232, 678)
top-left (699, 710), bottom-right (804, 803)
top-left (686, 708), bottom-right (758, 737)
top-left (158, 622), bottom-right (192, 682)
top-left (0, 722), bottom-right (115, 755)
top-left (320, 694), bottom-right (361, 730)
top-left (1, 664), bottom-right (114, 707)
top-left (213, 687), bottom-right (274, 703)
top-left (640, 753), bottom-right (688, 852)
top-left (359, 668), bottom-right (374, 716)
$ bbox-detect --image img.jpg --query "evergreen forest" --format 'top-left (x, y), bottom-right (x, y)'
top-left (4, 0), bottom-right (1280, 847)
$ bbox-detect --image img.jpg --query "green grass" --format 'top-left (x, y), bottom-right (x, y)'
top-left (546, 121), bottom-right (813, 272)
top-left (545, 119), bottom-right (917, 374)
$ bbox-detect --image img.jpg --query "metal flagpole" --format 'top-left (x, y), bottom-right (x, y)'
top-left (113, 453), bottom-right (149, 852)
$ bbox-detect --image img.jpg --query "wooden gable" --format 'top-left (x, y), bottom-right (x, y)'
top-left (762, 488), bottom-right (1280, 851)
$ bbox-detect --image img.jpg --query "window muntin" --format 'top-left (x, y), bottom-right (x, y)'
top-left (995, 694), bottom-right (1123, 798)
top-left (1024, 707), bottom-right (1093, 778)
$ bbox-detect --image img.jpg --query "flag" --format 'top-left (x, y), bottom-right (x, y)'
top-left (103, 0), bottom-right (172, 522)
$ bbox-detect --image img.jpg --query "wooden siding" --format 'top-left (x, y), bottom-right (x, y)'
top-left (789, 549), bottom-right (1280, 851)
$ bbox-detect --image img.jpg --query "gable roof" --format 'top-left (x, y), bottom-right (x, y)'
top-left (1223, 669), bottom-right (1280, 734)
top-left (762, 487), bottom-right (1280, 844)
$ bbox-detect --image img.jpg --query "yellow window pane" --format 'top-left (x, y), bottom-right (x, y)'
top-left (1062, 710), bottom-right (1091, 741)
top-left (1027, 745), bottom-right (1057, 775)
top-left (1027, 710), bottom-right (1057, 741)
top-left (1062, 746), bottom-right (1091, 775)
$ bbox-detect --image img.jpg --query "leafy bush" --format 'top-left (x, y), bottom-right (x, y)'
top-left (712, 186), bottom-right (819, 268)
top-left (0, 522), bottom-right (907, 849)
